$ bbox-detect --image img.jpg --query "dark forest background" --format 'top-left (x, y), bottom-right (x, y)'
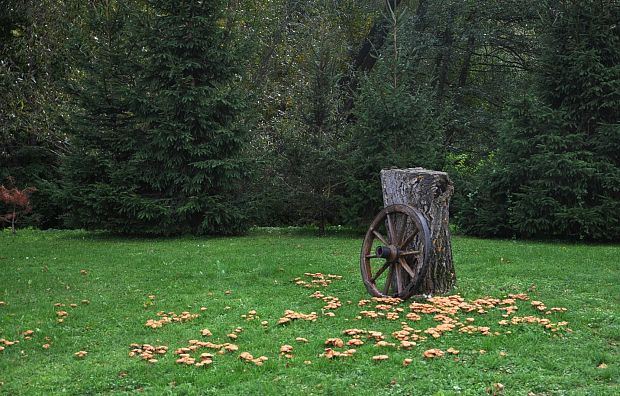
top-left (1, 0), bottom-right (618, 240)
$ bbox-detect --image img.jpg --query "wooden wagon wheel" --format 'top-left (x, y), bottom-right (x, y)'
top-left (360, 204), bottom-right (432, 299)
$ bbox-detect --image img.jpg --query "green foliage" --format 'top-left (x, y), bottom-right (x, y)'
top-left (62, 1), bottom-right (248, 235)
top-left (0, 0), bottom-right (69, 228)
top-left (245, 1), bottom-right (351, 232)
top-left (345, 72), bottom-right (443, 226)
top-left (454, 1), bottom-right (619, 241)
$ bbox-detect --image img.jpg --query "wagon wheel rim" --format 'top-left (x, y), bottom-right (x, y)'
top-left (360, 204), bottom-right (431, 299)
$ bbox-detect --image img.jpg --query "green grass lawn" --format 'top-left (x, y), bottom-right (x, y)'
top-left (0, 228), bottom-right (618, 395)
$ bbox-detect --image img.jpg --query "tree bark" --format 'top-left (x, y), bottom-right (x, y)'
top-left (341, 0), bottom-right (403, 115)
top-left (380, 168), bottom-right (455, 295)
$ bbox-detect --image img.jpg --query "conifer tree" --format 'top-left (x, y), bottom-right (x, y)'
top-left (471, 0), bottom-right (619, 240)
top-left (63, 1), bottom-right (248, 235)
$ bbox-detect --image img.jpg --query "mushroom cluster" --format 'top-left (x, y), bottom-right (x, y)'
top-left (128, 343), bottom-right (168, 363)
top-left (277, 310), bottom-right (318, 325)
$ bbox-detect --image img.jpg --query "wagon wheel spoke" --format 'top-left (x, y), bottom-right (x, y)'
top-left (386, 213), bottom-right (397, 245)
top-left (371, 261), bottom-right (390, 283)
top-left (399, 257), bottom-right (416, 279)
top-left (372, 229), bottom-right (389, 246)
top-left (400, 228), bottom-right (419, 249)
top-left (394, 263), bottom-right (404, 295)
top-left (398, 215), bottom-right (408, 246)
top-left (399, 250), bottom-right (420, 256)
top-left (383, 265), bottom-right (394, 295)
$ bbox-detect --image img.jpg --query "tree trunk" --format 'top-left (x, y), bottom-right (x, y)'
top-left (380, 168), bottom-right (455, 295)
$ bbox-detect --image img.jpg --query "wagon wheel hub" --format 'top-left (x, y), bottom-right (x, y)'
top-left (375, 245), bottom-right (400, 262)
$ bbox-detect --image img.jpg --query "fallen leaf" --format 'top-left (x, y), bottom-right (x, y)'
top-left (597, 363), bottom-right (608, 369)
top-left (372, 355), bottom-right (389, 361)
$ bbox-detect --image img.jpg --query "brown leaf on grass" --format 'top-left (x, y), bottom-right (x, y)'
top-left (80, 269), bottom-right (88, 275)
top-left (372, 355), bottom-right (389, 361)
top-left (279, 345), bottom-right (293, 354)
top-left (295, 337), bottom-right (308, 343)
top-left (597, 363), bottom-right (608, 369)
top-left (403, 358), bottom-right (413, 366)
top-left (201, 329), bottom-right (212, 337)
top-left (74, 351), bottom-right (88, 359)
top-left (446, 347), bottom-right (459, 355)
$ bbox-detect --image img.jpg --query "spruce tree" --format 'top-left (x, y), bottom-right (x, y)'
top-left (130, 0), bottom-right (247, 235)
top-left (63, 1), bottom-right (247, 235)
top-left (62, 2), bottom-right (145, 232)
top-left (475, 0), bottom-right (619, 240)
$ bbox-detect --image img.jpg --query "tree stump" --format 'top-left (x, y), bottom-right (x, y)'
top-left (380, 168), bottom-right (455, 295)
